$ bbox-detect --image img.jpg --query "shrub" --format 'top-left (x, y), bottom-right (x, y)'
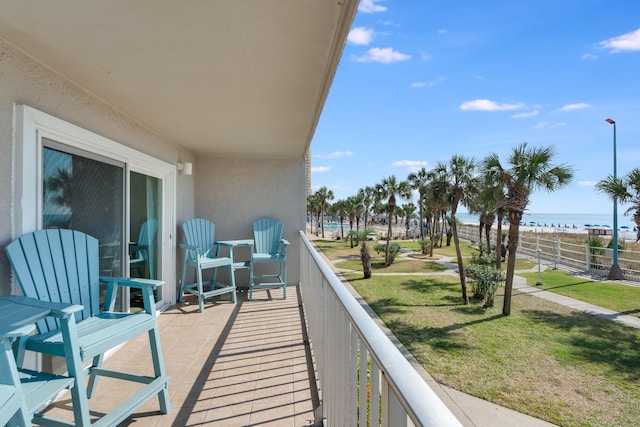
top-left (374, 243), bottom-right (401, 265)
top-left (465, 264), bottom-right (505, 307)
top-left (419, 239), bottom-right (431, 255)
top-left (470, 252), bottom-right (497, 266)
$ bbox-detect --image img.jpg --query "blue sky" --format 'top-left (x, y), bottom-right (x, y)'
top-left (310, 0), bottom-right (640, 215)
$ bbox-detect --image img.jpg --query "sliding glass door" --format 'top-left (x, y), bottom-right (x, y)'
top-left (129, 171), bottom-right (163, 309)
top-left (41, 141), bottom-right (169, 310)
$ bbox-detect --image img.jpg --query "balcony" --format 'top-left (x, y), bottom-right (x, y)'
top-left (38, 232), bottom-right (459, 426)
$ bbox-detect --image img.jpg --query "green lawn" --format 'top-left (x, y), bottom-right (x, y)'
top-left (521, 269), bottom-right (640, 319)
top-left (313, 237), bottom-right (640, 426)
top-left (345, 272), bottom-right (640, 427)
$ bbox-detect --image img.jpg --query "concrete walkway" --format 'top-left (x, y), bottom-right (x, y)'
top-left (323, 242), bottom-right (640, 427)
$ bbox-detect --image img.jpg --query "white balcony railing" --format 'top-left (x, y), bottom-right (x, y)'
top-left (299, 231), bottom-right (461, 427)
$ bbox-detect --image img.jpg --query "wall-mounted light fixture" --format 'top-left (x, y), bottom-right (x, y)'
top-left (177, 162), bottom-right (193, 176)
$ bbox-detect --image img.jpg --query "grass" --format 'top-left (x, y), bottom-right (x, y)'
top-left (344, 272), bottom-right (640, 427)
top-left (334, 257), bottom-right (448, 273)
top-left (312, 237), bottom-right (640, 426)
top-left (521, 269), bottom-right (640, 319)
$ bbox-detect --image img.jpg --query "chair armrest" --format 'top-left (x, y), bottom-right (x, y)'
top-left (2, 295), bottom-right (83, 317)
top-left (179, 243), bottom-right (199, 251)
top-left (100, 277), bottom-right (165, 290)
top-left (100, 278), bottom-right (164, 313)
top-left (180, 243), bottom-right (211, 258)
top-left (281, 239), bottom-right (290, 247)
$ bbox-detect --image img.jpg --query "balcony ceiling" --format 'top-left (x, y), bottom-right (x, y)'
top-left (0, 1), bottom-right (356, 159)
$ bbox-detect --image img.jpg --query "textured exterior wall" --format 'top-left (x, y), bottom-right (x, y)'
top-left (0, 39), bottom-right (195, 296)
top-left (194, 156), bottom-right (306, 286)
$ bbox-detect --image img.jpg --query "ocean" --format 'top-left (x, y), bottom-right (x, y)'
top-left (455, 212), bottom-right (637, 230)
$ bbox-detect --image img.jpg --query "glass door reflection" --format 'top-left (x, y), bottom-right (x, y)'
top-left (129, 171), bottom-right (163, 309)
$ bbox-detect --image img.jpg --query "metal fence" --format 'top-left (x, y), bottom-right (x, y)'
top-left (457, 223), bottom-right (640, 282)
top-left (299, 231), bottom-right (462, 427)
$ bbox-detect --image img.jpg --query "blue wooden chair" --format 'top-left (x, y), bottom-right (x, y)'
top-left (250, 217), bottom-right (289, 301)
top-left (130, 218), bottom-right (158, 279)
top-left (179, 218), bottom-right (236, 313)
top-left (5, 229), bottom-right (170, 426)
top-left (0, 296), bottom-right (76, 427)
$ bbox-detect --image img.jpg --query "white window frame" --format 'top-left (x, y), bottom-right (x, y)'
top-left (14, 104), bottom-right (177, 307)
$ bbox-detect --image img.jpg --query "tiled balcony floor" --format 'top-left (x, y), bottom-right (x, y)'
top-left (41, 285), bottom-right (318, 426)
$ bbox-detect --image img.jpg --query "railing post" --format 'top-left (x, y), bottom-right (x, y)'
top-left (555, 235), bottom-right (560, 270)
top-left (585, 242), bottom-right (591, 272)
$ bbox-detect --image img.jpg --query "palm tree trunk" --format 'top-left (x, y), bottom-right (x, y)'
top-left (451, 212), bottom-right (469, 304)
top-left (485, 223), bottom-right (492, 255)
top-left (503, 210), bottom-right (523, 316)
top-left (495, 209), bottom-right (504, 269)
top-left (361, 241), bottom-right (372, 279)
top-left (386, 207), bottom-right (393, 266)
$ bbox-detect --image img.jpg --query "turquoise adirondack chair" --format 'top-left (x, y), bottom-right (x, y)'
top-left (5, 229), bottom-right (170, 426)
top-left (0, 296), bottom-right (76, 426)
top-left (129, 218), bottom-right (158, 279)
top-left (179, 218), bottom-right (236, 312)
top-left (250, 217), bottom-right (289, 301)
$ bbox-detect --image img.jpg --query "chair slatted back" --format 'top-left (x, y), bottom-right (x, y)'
top-left (253, 218), bottom-right (283, 255)
top-left (5, 229), bottom-right (100, 333)
top-left (182, 219), bottom-right (216, 260)
top-left (138, 219), bottom-right (158, 261)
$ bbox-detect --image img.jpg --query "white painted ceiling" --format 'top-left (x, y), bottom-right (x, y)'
top-left (0, 1), bottom-right (357, 159)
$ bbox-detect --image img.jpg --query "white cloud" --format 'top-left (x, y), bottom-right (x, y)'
top-left (599, 28), bottom-right (640, 53)
top-left (411, 75), bottom-right (446, 88)
top-left (582, 53), bottom-right (598, 60)
top-left (460, 99), bottom-right (524, 111)
top-left (348, 27), bottom-right (374, 45)
top-left (578, 180), bottom-right (599, 187)
top-left (533, 121), bottom-right (566, 129)
top-left (437, 29), bottom-right (448, 35)
top-left (391, 160), bottom-right (428, 173)
top-left (352, 47), bottom-right (411, 64)
top-left (511, 110), bottom-right (539, 119)
top-left (559, 103), bottom-right (590, 111)
top-left (314, 151), bottom-right (353, 159)
top-left (311, 166), bottom-right (331, 173)
top-left (359, 0), bottom-right (387, 13)
top-left (420, 52), bottom-right (432, 60)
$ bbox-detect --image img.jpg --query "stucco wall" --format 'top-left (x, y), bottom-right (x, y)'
top-left (0, 39), bottom-right (195, 296)
top-left (194, 156), bottom-right (306, 287)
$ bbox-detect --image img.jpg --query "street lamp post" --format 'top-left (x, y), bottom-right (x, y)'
top-left (606, 118), bottom-right (623, 280)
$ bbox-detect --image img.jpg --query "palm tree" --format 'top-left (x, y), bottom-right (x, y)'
top-left (375, 175), bottom-right (411, 266)
top-left (408, 168), bottom-right (429, 239)
top-left (401, 202), bottom-right (417, 239)
top-left (479, 168), bottom-right (508, 269)
top-left (597, 167), bottom-right (640, 242)
top-left (330, 199), bottom-right (347, 240)
top-left (424, 178), bottom-right (447, 256)
top-left (434, 155), bottom-right (478, 304)
top-left (306, 194), bottom-right (321, 235)
top-left (314, 186), bottom-right (334, 238)
top-left (345, 196), bottom-right (358, 248)
top-left (358, 186), bottom-right (376, 229)
top-left (484, 143), bottom-right (573, 315)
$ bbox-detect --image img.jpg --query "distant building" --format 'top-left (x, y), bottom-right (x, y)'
top-left (587, 226), bottom-right (613, 236)
top-left (306, 149), bottom-right (312, 198)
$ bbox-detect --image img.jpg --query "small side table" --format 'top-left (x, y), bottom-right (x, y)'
top-left (0, 296), bottom-right (76, 425)
top-left (216, 239), bottom-right (255, 289)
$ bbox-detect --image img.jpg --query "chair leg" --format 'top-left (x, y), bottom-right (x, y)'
top-left (60, 315), bottom-right (93, 426)
top-left (143, 287), bottom-right (171, 414)
top-left (178, 256), bottom-right (189, 303)
top-left (87, 354), bottom-right (103, 398)
top-left (229, 265), bottom-right (237, 304)
top-left (197, 267), bottom-right (205, 313)
top-left (281, 261), bottom-right (287, 300)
